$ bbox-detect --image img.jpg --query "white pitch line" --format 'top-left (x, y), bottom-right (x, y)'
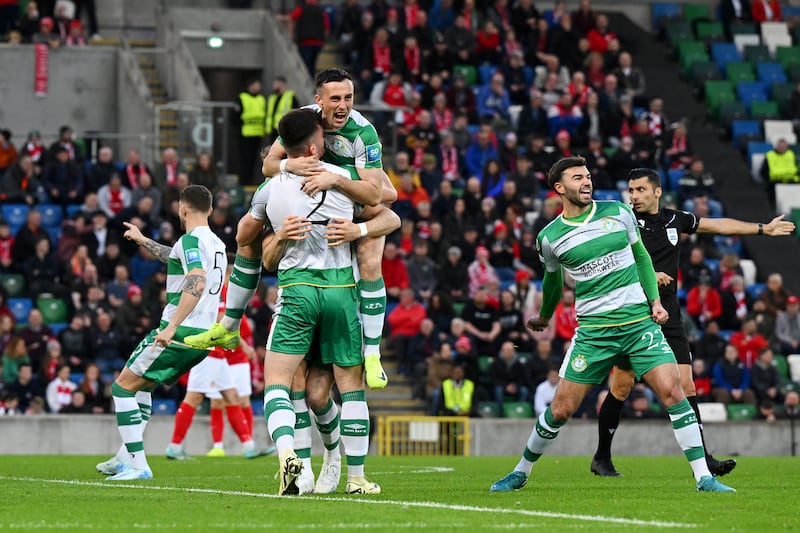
top-left (4, 477), bottom-right (697, 529)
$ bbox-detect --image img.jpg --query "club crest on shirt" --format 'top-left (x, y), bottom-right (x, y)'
top-left (601, 217), bottom-right (618, 233)
top-left (666, 227), bottom-right (679, 246)
top-left (571, 354), bottom-right (587, 372)
top-left (328, 136), bottom-right (348, 156)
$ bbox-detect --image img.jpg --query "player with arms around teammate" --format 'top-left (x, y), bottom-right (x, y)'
top-left (96, 185), bottom-right (226, 480)
top-left (188, 68), bottom-right (395, 391)
top-left (590, 168), bottom-right (796, 477)
top-left (261, 108), bottom-right (384, 495)
top-left (490, 157), bottom-right (736, 493)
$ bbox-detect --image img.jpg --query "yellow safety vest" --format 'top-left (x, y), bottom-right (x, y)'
top-left (765, 150), bottom-right (800, 183)
top-left (240, 92), bottom-right (266, 138)
top-left (442, 378), bottom-right (474, 414)
top-left (266, 90), bottom-right (296, 135)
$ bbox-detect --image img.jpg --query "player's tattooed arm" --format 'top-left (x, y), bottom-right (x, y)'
top-left (182, 274), bottom-right (206, 297)
top-left (122, 221), bottom-right (171, 263)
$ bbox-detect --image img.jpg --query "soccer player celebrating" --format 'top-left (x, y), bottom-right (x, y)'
top-left (96, 185), bottom-right (226, 480)
top-left (490, 157), bottom-right (736, 493)
top-left (590, 168), bottom-right (795, 477)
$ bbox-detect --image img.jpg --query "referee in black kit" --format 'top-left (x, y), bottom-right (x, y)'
top-left (591, 167), bottom-right (796, 477)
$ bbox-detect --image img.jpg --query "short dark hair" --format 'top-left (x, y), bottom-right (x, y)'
top-left (180, 185), bottom-right (213, 213)
top-left (314, 68), bottom-right (353, 90)
top-left (278, 108), bottom-right (323, 156)
top-left (547, 156), bottom-right (587, 189)
top-left (627, 167), bottom-right (661, 190)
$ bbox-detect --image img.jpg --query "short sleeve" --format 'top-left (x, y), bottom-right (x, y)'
top-left (619, 202), bottom-right (641, 245)
top-left (355, 124), bottom-right (383, 170)
top-left (675, 209), bottom-right (699, 235)
top-left (537, 235), bottom-right (560, 273)
top-left (180, 234), bottom-right (204, 271)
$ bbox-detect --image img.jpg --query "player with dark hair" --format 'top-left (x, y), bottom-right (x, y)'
top-left (490, 157), bottom-right (736, 493)
top-left (590, 168), bottom-right (795, 477)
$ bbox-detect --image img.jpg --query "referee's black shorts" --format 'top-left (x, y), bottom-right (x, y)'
top-left (615, 298), bottom-right (692, 371)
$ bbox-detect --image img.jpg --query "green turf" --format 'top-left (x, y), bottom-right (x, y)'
top-left (1, 455), bottom-right (798, 531)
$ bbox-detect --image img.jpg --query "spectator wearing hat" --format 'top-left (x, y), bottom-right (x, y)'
top-left (775, 295), bottom-right (800, 355)
top-left (64, 18), bottom-right (85, 46)
top-left (687, 274), bottom-right (723, 329)
top-left (33, 16), bottom-right (61, 47)
top-left (48, 126), bottom-right (82, 166)
top-left (553, 129), bottom-right (574, 158)
top-left (424, 34), bottom-right (454, 82)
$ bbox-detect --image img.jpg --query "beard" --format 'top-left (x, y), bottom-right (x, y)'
top-left (564, 187), bottom-right (592, 208)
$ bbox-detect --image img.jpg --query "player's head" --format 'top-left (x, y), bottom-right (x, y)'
top-left (627, 167), bottom-right (662, 215)
top-left (278, 108), bottom-right (325, 159)
top-left (314, 68), bottom-right (355, 130)
top-left (547, 156), bottom-right (592, 209)
top-left (179, 184), bottom-right (213, 228)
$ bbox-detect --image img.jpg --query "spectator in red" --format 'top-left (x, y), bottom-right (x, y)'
top-left (97, 174), bottom-right (132, 218)
top-left (567, 70), bottom-right (592, 108)
top-left (467, 246), bottom-right (500, 298)
top-left (476, 20), bottom-right (503, 65)
top-left (401, 35), bottom-right (422, 84)
top-left (122, 147), bottom-right (150, 190)
top-left (64, 19), bottom-right (86, 46)
top-left (692, 359), bottom-right (713, 402)
top-left (751, 0), bottom-right (782, 22)
top-left (586, 13), bottom-right (618, 53)
top-left (553, 289), bottom-right (578, 351)
top-left (686, 274), bottom-right (723, 328)
top-left (382, 242), bottom-right (410, 302)
top-left (0, 129), bottom-right (18, 174)
top-left (289, 0), bottom-right (330, 76)
top-left (387, 287), bottom-right (427, 368)
top-left (730, 318), bottom-right (770, 368)
top-left (0, 223), bottom-right (13, 274)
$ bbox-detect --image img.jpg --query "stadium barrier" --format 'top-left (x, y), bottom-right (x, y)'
top-left (377, 416), bottom-right (471, 457)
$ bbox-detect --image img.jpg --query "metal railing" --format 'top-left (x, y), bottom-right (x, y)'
top-left (377, 416), bottom-right (471, 456)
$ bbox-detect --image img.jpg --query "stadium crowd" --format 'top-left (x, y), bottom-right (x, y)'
top-left (0, 0), bottom-right (798, 422)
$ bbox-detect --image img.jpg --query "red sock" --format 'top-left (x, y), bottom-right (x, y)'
top-left (171, 402), bottom-right (196, 445)
top-left (243, 404), bottom-right (254, 438)
top-left (225, 404), bottom-right (251, 443)
top-left (210, 407), bottom-right (224, 444)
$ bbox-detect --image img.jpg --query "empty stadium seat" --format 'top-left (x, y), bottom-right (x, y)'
top-left (0, 274), bottom-right (25, 297)
top-left (696, 21), bottom-right (724, 43)
top-left (651, 2), bottom-right (680, 31)
top-left (65, 205), bottom-right (83, 218)
top-left (774, 355), bottom-right (789, 380)
top-left (683, 3), bottom-right (711, 23)
top-left (453, 64), bottom-right (477, 86)
top-left (761, 22), bottom-right (790, 40)
top-left (152, 399), bottom-right (177, 415)
top-left (727, 403), bottom-right (756, 421)
top-left (8, 298), bottom-right (33, 324)
top-left (478, 402), bottom-right (501, 418)
top-left (731, 120), bottom-right (761, 147)
top-left (787, 354), bottom-right (800, 382)
top-left (705, 80), bottom-right (736, 120)
top-left (739, 258), bottom-right (757, 286)
top-left (691, 61), bottom-right (721, 89)
top-left (502, 402), bottom-right (533, 419)
top-left (37, 298), bottom-right (68, 324)
top-left (594, 190), bottom-right (623, 202)
top-left (733, 33), bottom-right (760, 55)
top-left (789, 64), bottom-right (800, 83)
top-left (48, 322), bottom-right (68, 335)
top-left (478, 356), bottom-right (494, 375)
top-left (774, 184), bottom-right (800, 214)
top-left (766, 35), bottom-right (793, 56)
top-left (730, 22), bottom-right (758, 36)
top-left (756, 62), bottom-right (787, 85)
top-left (743, 44), bottom-right (771, 63)
top-left (479, 64), bottom-right (499, 84)
top-left (746, 283), bottom-right (766, 300)
top-left (1, 204), bottom-right (29, 228)
top-left (725, 61), bottom-right (755, 83)
top-left (718, 101), bottom-right (748, 127)
top-left (750, 100), bottom-right (780, 120)
top-left (764, 119), bottom-right (797, 145)
top-left (770, 82), bottom-right (794, 116)
top-left (736, 81), bottom-right (768, 111)
top-left (38, 204), bottom-right (63, 228)
top-left (711, 42), bottom-right (741, 70)
top-left (666, 20), bottom-right (694, 48)
top-left (697, 402), bottom-right (727, 422)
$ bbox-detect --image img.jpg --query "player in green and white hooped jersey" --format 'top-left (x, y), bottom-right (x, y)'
top-left (260, 109), bottom-right (383, 496)
top-left (97, 185), bottom-right (225, 481)
top-left (490, 157), bottom-right (735, 494)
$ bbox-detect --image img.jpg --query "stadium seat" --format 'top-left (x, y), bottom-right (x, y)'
top-left (38, 204), bottom-right (63, 228)
top-left (683, 3), bottom-right (711, 23)
top-left (502, 402), bottom-right (533, 419)
top-left (48, 322), bottom-right (68, 336)
top-left (691, 61), bottom-right (721, 89)
top-left (478, 356), bottom-right (494, 376)
top-left (704, 258), bottom-right (720, 276)
top-left (0, 274), bottom-right (25, 297)
top-left (719, 329), bottom-right (735, 342)
top-left (453, 65), bottom-right (477, 86)
top-left (725, 61), bottom-right (754, 83)
top-left (152, 399), bottom-right (177, 415)
top-left (789, 64), bottom-right (800, 83)
top-left (743, 44), bottom-right (771, 64)
top-left (697, 21), bottom-right (724, 43)
top-left (731, 120), bottom-right (761, 147)
top-left (37, 298), bottom-right (68, 324)
top-left (761, 22), bottom-right (790, 41)
top-left (681, 48), bottom-right (710, 78)
top-left (697, 402), bottom-right (727, 422)
top-left (651, 2), bottom-right (680, 32)
top-left (757, 62), bottom-right (787, 85)
top-left (750, 100), bottom-right (779, 120)
top-left (736, 81), bottom-right (768, 111)
top-left (479, 64), bottom-right (499, 84)
top-left (733, 33), bottom-right (760, 55)
top-left (594, 190), bottom-right (623, 202)
top-left (786, 353), bottom-right (800, 381)
top-left (711, 42), bottom-right (740, 71)
top-left (705, 80), bottom-right (736, 120)
top-left (8, 298), bottom-right (33, 324)
top-left (251, 399), bottom-right (264, 417)
top-left (718, 101), bottom-right (748, 128)
top-left (65, 205), bottom-right (83, 218)
top-left (726, 403), bottom-right (756, 421)
top-left (730, 22), bottom-right (758, 36)
top-left (713, 235), bottom-right (742, 255)
top-left (478, 402), bottom-right (501, 418)
top-left (746, 283), bottom-right (766, 300)
top-left (764, 120), bottom-right (797, 146)
top-left (452, 301), bottom-right (465, 317)
top-left (665, 20), bottom-right (694, 48)
top-left (775, 184), bottom-right (800, 215)
top-left (739, 258), bottom-right (757, 285)
top-left (226, 186), bottom-right (246, 209)
top-left (1, 204), bottom-right (29, 228)
top-left (69, 373), bottom-right (84, 385)
top-left (774, 355), bottom-right (789, 380)
top-left (770, 82), bottom-right (794, 116)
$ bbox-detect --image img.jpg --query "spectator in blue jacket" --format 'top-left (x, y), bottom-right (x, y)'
top-left (712, 344), bottom-right (757, 406)
top-left (465, 126), bottom-right (499, 178)
top-left (477, 73), bottom-right (511, 126)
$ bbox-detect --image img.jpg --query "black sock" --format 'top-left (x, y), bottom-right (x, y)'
top-left (686, 395), bottom-right (712, 458)
top-left (595, 393), bottom-right (625, 460)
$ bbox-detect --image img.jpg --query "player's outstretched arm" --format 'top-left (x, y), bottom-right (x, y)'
top-left (326, 205), bottom-right (400, 247)
top-left (155, 269), bottom-right (206, 347)
top-left (261, 215), bottom-right (312, 271)
top-left (122, 221), bottom-right (171, 263)
top-left (697, 214), bottom-right (796, 236)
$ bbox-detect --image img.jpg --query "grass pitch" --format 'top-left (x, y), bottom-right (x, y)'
top-left (1, 455), bottom-right (798, 531)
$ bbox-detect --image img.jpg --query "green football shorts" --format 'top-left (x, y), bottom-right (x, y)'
top-left (127, 321), bottom-right (210, 386)
top-left (560, 318), bottom-right (677, 384)
top-left (267, 284), bottom-right (363, 368)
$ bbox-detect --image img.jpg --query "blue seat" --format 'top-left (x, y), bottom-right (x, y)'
top-left (251, 399), bottom-right (265, 417)
top-left (532, 279), bottom-right (543, 292)
top-left (69, 373), bottom-right (84, 385)
top-left (65, 205), bottom-right (83, 218)
top-left (651, 2), bottom-right (680, 30)
top-left (500, 280), bottom-right (515, 291)
top-left (594, 189), bottom-right (623, 202)
top-left (48, 322), bottom-right (68, 335)
top-left (731, 120), bottom-right (762, 146)
top-left (747, 141), bottom-right (773, 163)
top-left (746, 283), bottom-right (766, 300)
top-left (46, 226), bottom-right (62, 244)
top-left (714, 235), bottom-right (742, 255)
top-left (38, 204), bottom-right (63, 228)
top-left (523, 66), bottom-right (534, 85)
top-left (668, 168), bottom-right (683, 191)
top-left (704, 259), bottom-right (720, 276)
top-left (711, 42), bottom-right (741, 71)
top-left (736, 81), bottom-right (768, 111)
top-left (479, 64), bottom-right (499, 84)
top-left (8, 298), bottom-right (34, 324)
top-left (719, 330), bottom-right (735, 342)
top-left (756, 62), bottom-right (787, 85)
top-left (152, 399), bottom-right (177, 415)
top-left (1, 204), bottom-right (29, 228)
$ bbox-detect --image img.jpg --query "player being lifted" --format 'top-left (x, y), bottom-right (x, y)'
top-left (258, 108), bottom-right (399, 495)
top-left (187, 68), bottom-right (396, 393)
top-left (96, 185), bottom-right (226, 480)
top-left (590, 168), bottom-right (795, 477)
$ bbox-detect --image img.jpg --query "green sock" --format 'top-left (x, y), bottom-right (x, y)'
top-left (221, 254), bottom-right (261, 331)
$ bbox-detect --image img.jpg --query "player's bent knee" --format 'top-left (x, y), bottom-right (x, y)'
top-left (221, 388), bottom-right (241, 404)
